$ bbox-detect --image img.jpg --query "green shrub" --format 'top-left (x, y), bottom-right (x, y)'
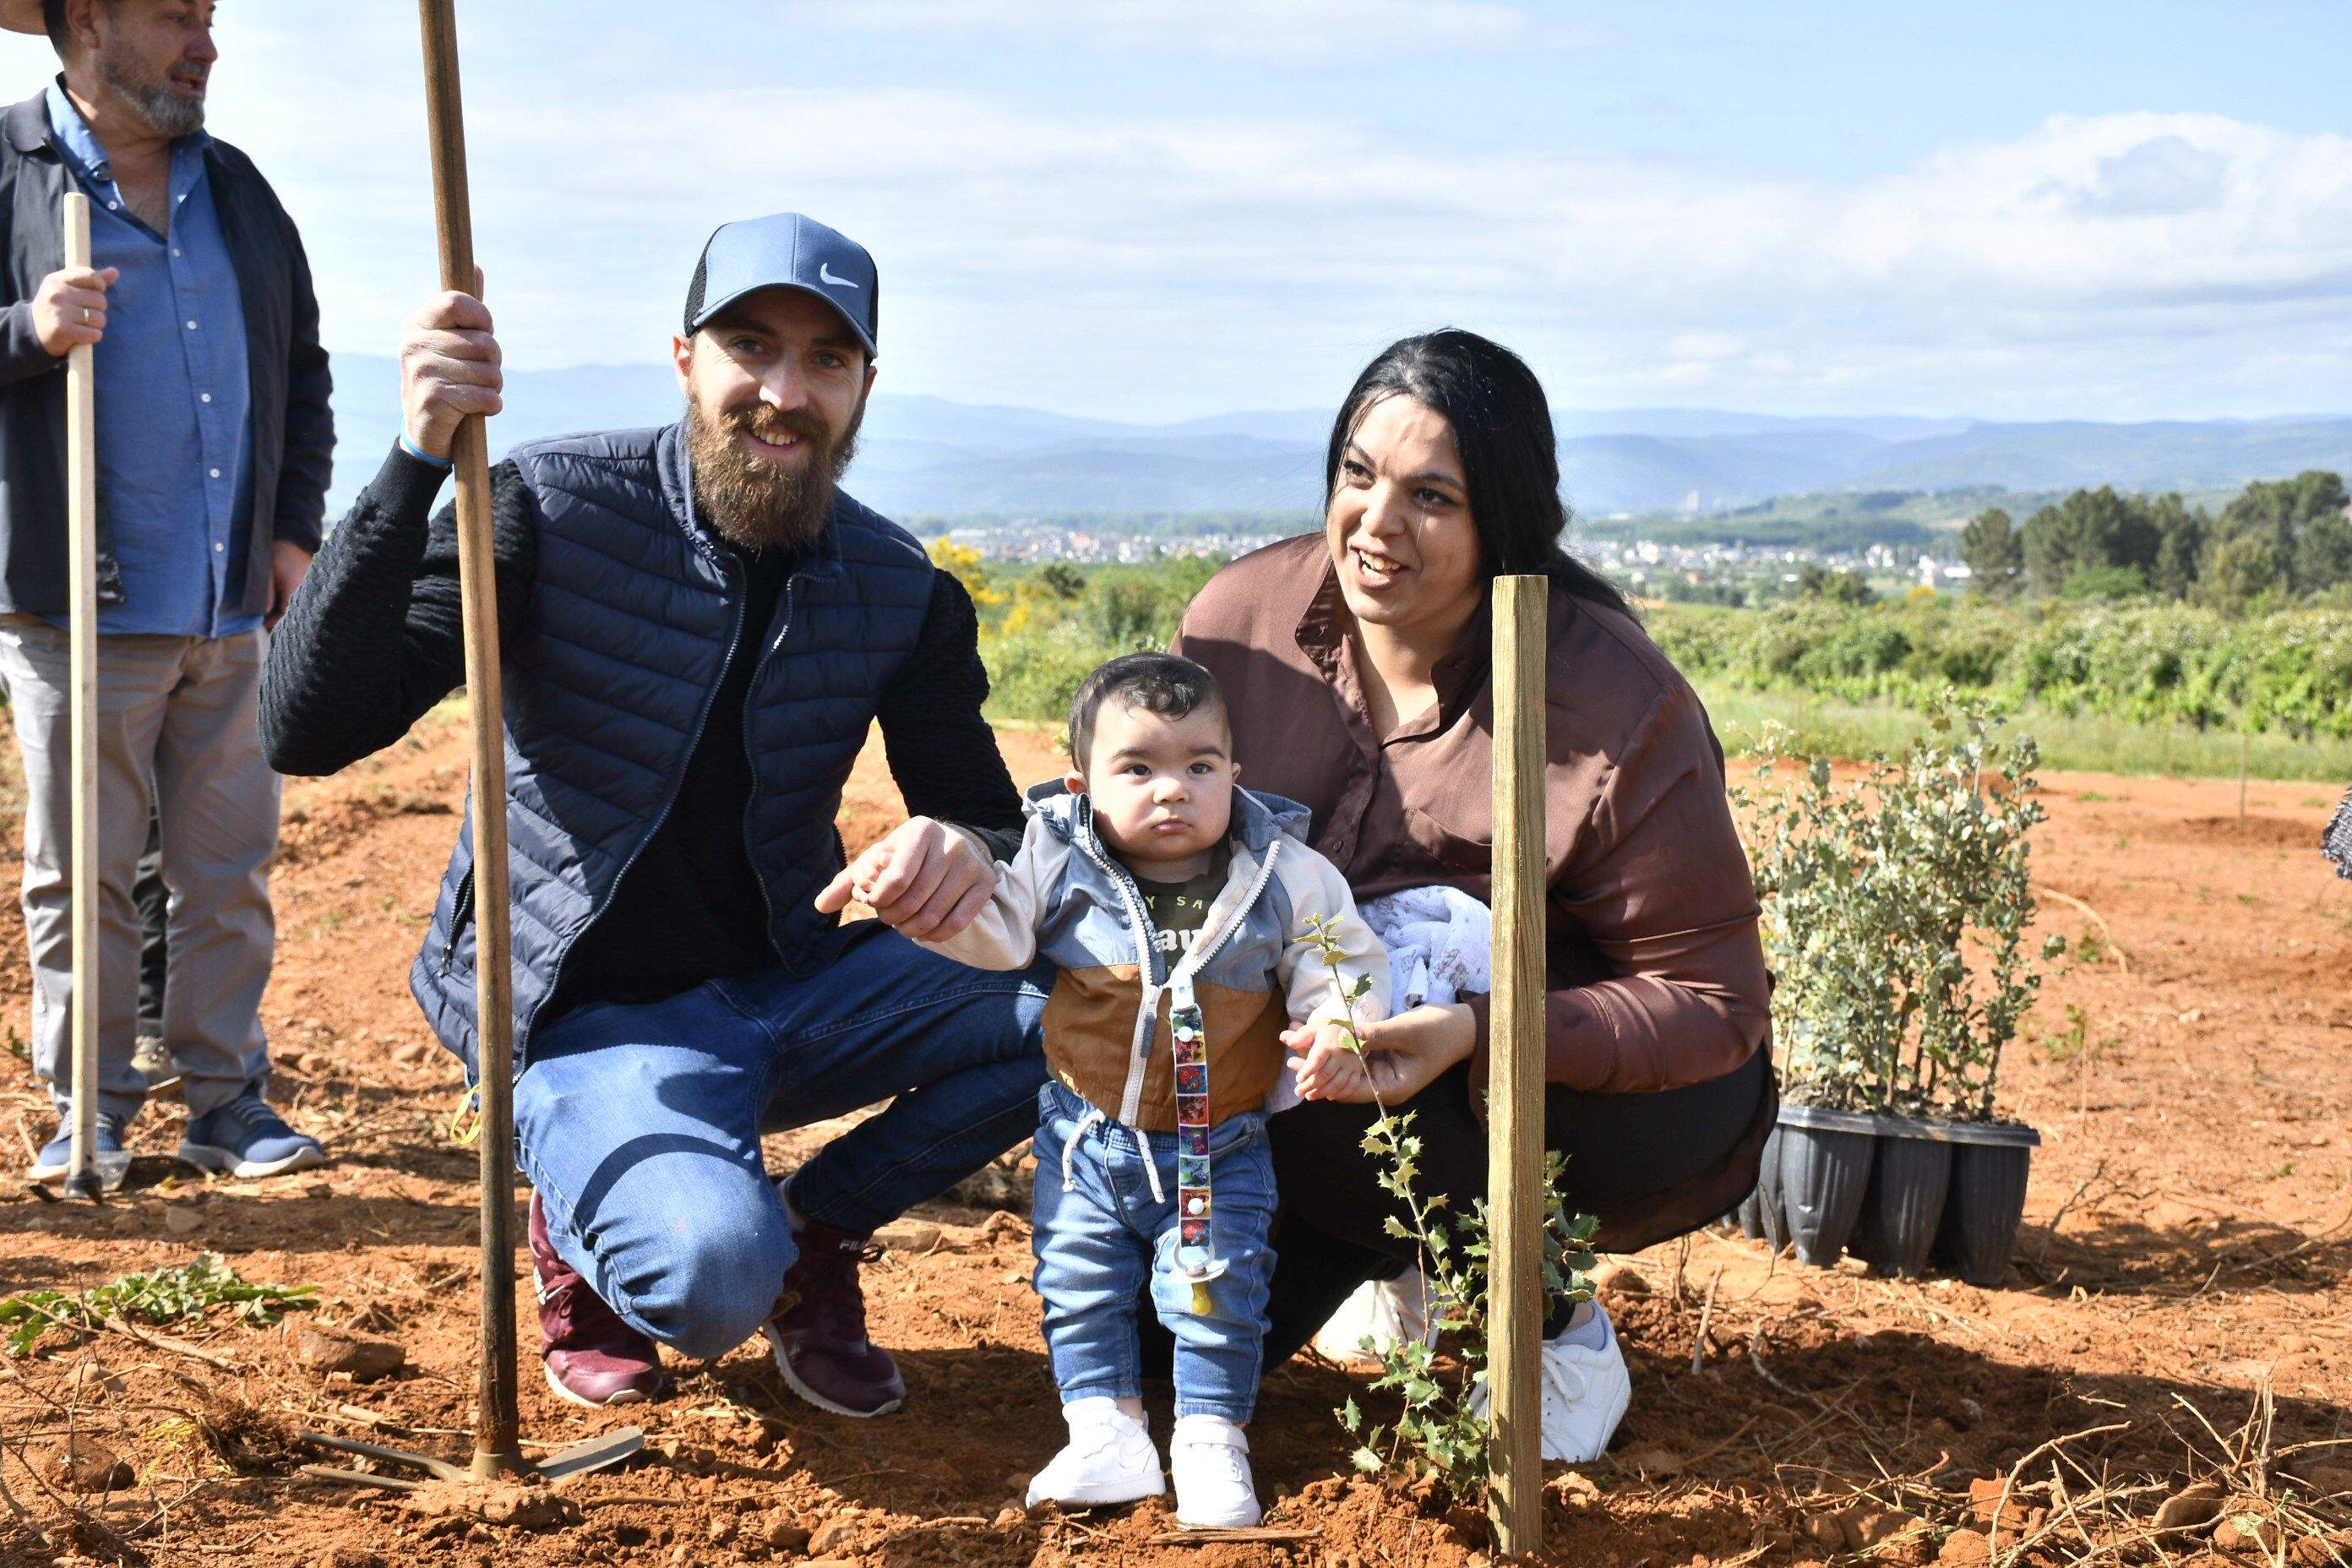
top-left (1734, 696), bottom-right (2061, 1122)
top-left (1653, 599), bottom-right (2352, 741)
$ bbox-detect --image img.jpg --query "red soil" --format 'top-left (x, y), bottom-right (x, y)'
top-left (1, 719), bottom-right (2348, 1566)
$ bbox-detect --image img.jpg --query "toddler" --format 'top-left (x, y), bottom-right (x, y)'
top-left (917, 651), bottom-right (1386, 1528)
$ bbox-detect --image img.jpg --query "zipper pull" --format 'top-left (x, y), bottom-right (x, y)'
top-left (1136, 983), bottom-right (1160, 1055)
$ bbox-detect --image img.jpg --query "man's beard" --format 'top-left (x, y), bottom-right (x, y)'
top-left (97, 43), bottom-right (205, 138)
top-left (683, 394), bottom-right (863, 555)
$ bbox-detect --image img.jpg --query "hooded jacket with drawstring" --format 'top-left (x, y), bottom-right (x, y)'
top-left (921, 781), bottom-right (1390, 1136)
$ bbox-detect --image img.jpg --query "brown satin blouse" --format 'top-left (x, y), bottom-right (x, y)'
top-left (1171, 534), bottom-right (1771, 1096)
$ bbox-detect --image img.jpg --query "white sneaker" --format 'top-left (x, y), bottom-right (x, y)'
top-left (1466, 1303), bottom-right (1632, 1463)
top-left (1312, 1267), bottom-right (1440, 1364)
top-left (1026, 1398), bottom-right (1165, 1509)
top-left (1170, 1414), bottom-right (1262, 1529)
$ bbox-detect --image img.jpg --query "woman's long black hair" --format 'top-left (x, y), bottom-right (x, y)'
top-left (1324, 329), bottom-right (1631, 616)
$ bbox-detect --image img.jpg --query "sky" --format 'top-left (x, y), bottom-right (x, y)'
top-left (6, 1), bottom-right (2350, 424)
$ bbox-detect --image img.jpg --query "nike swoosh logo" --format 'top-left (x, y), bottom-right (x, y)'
top-left (819, 263), bottom-right (858, 289)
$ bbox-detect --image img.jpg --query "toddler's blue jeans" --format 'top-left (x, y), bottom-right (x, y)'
top-left (1032, 1081), bottom-right (1277, 1424)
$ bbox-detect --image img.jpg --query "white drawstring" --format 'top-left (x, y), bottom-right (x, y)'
top-left (1059, 1105), bottom-right (1104, 1191)
top-left (1062, 1108), bottom-right (1171, 1206)
top-left (1139, 1128), bottom-right (1167, 1205)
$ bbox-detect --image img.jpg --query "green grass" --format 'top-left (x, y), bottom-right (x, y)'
top-left (1696, 683), bottom-right (2352, 784)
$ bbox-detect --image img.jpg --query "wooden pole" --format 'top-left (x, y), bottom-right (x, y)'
top-left (414, 0), bottom-right (520, 1480)
top-left (1487, 574), bottom-right (1548, 1554)
top-left (61, 193), bottom-right (101, 1204)
top-left (2237, 727), bottom-right (2249, 830)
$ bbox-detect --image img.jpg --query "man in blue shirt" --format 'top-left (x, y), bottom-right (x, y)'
top-left (0, 0), bottom-right (329, 1184)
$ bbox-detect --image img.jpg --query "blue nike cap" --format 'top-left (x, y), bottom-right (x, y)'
top-left (684, 212), bottom-right (879, 360)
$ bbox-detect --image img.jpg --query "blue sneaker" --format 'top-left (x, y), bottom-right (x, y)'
top-left (29, 1110), bottom-right (133, 1190)
top-left (177, 1092), bottom-right (326, 1179)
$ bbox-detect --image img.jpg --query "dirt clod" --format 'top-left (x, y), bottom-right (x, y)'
top-left (808, 1516), bottom-right (862, 1553)
top-left (402, 1480), bottom-right (580, 1530)
top-left (1842, 1508), bottom-right (1926, 1549)
top-left (876, 1219), bottom-right (941, 1252)
top-left (59, 1358), bottom-right (124, 1396)
top-left (1592, 1260), bottom-right (1650, 1298)
top-left (39, 1435), bottom-right (133, 1492)
top-left (2213, 1514), bottom-right (2283, 1554)
top-left (1938, 1527), bottom-right (1990, 1565)
top-left (2154, 1480), bottom-right (2227, 1535)
top-left (291, 1323), bottom-right (406, 1381)
top-left (1966, 1476), bottom-right (2044, 1534)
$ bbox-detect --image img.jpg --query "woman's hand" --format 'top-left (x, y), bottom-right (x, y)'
top-left (1285, 1019), bottom-right (1372, 1102)
top-left (1282, 1002), bottom-right (1479, 1105)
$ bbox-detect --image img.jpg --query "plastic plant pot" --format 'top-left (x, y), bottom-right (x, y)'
top-left (1774, 1105), bottom-right (1877, 1267)
top-left (1930, 1119), bottom-right (2041, 1287)
top-left (1849, 1120), bottom-right (1954, 1280)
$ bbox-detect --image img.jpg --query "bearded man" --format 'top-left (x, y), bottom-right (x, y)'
top-left (0, 0), bottom-right (331, 1188)
top-left (262, 214), bottom-right (1049, 1416)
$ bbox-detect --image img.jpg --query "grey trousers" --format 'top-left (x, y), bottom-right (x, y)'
top-left (0, 618), bottom-right (277, 1122)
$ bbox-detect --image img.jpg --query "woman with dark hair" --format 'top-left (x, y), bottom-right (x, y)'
top-left (1171, 328), bottom-right (1775, 1461)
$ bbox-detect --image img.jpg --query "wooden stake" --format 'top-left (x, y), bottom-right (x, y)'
top-left (61, 192), bottom-right (101, 1205)
top-left (414, 0), bottom-right (520, 1479)
top-left (1487, 574), bottom-right (1547, 1554)
top-left (2237, 727), bottom-right (2249, 830)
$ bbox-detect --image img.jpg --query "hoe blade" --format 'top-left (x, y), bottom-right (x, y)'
top-left (533, 1425), bottom-right (645, 1484)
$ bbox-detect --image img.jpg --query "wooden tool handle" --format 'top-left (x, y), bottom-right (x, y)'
top-left (63, 191), bottom-right (101, 1203)
top-left (415, 0), bottom-right (520, 1478)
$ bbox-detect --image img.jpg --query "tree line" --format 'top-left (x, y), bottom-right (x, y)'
top-left (1959, 471), bottom-right (2352, 607)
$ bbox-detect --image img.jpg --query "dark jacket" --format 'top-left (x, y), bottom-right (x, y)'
top-left (405, 425), bottom-right (939, 1081)
top-left (0, 89), bottom-right (331, 616)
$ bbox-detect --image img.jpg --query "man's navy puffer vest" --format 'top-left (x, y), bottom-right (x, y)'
top-left (408, 423), bottom-right (935, 1081)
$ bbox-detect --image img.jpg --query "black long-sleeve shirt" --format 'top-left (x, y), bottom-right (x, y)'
top-left (262, 441), bottom-right (1024, 1017)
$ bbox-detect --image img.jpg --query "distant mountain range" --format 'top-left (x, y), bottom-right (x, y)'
top-left (319, 353), bottom-right (2352, 524)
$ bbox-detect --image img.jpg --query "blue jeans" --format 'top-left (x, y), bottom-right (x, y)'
top-left (1032, 1081), bottom-right (1277, 1424)
top-left (514, 923), bottom-right (1052, 1360)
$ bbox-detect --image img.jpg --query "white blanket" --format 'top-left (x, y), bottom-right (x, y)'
top-left (1269, 885), bottom-right (1492, 1112)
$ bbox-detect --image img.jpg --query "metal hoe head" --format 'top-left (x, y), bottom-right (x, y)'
top-left (297, 1426), bottom-right (645, 1491)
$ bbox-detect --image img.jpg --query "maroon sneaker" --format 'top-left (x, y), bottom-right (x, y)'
top-left (763, 1220), bottom-right (905, 1417)
top-left (529, 1192), bottom-right (663, 1408)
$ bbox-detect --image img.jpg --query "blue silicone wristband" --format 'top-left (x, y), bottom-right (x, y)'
top-left (400, 433), bottom-right (455, 469)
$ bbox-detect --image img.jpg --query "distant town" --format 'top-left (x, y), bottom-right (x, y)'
top-left (923, 515), bottom-right (1974, 606)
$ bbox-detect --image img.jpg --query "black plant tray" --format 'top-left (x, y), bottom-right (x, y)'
top-left (1723, 1103), bottom-right (2039, 1285)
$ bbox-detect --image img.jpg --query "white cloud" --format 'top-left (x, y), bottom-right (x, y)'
top-left (306, 94), bottom-right (2352, 417)
top-left (5, 13), bottom-right (2346, 422)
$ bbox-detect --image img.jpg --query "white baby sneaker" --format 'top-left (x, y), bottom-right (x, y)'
top-left (1170, 1414), bottom-right (1262, 1529)
top-left (1026, 1397), bottom-right (1166, 1508)
top-left (1467, 1301), bottom-right (1632, 1463)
